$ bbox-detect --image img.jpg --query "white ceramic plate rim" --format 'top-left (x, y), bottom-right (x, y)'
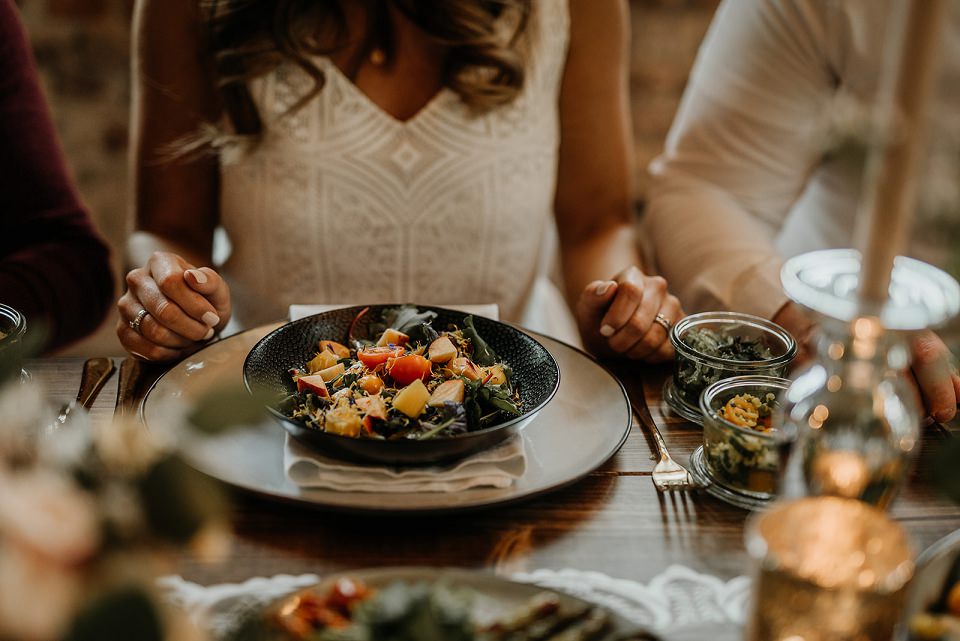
top-left (254, 566), bottom-right (640, 638)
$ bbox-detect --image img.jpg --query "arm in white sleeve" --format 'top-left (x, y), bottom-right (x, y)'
top-left (645, 0), bottom-right (841, 318)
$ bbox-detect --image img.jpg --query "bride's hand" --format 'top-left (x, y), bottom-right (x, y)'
top-left (117, 251), bottom-right (231, 362)
top-left (576, 266), bottom-right (684, 362)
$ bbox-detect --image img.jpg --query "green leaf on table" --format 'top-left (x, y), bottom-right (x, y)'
top-left (188, 384), bottom-right (275, 435)
top-left (62, 585), bottom-right (164, 641)
top-left (138, 453), bottom-right (228, 544)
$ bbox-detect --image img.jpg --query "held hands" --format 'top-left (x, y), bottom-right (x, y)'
top-left (117, 252), bottom-right (231, 362)
top-left (576, 266), bottom-right (684, 362)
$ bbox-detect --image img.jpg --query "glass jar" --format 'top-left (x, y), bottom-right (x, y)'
top-left (0, 303), bottom-right (27, 383)
top-left (700, 375), bottom-right (791, 501)
top-left (666, 311), bottom-right (797, 424)
top-left (779, 317), bottom-right (920, 508)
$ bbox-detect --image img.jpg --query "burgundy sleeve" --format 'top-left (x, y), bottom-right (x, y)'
top-left (0, 0), bottom-right (114, 352)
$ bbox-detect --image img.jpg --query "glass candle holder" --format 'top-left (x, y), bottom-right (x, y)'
top-left (746, 496), bottom-right (914, 641)
top-left (779, 250), bottom-right (960, 509)
top-left (779, 317), bottom-right (920, 508)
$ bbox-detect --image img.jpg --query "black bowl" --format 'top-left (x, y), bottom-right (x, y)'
top-left (243, 305), bottom-right (560, 465)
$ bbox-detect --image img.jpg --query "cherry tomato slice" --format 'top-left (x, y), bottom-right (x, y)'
top-left (388, 354), bottom-right (432, 387)
top-left (357, 345), bottom-right (405, 368)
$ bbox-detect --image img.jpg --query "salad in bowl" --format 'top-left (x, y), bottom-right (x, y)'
top-left (244, 305), bottom-right (560, 465)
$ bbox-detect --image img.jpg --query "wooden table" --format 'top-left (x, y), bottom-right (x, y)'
top-left (29, 357), bottom-right (960, 592)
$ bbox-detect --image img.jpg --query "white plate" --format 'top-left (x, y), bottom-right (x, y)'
top-left (896, 529), bottom-right (960, 641)
top-left (227, 567), bottom-right (649, 640)
top-left (140, 323), bottom-right (631, 513)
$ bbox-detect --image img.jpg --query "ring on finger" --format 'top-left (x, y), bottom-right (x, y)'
top-left (653, 313), bottom-right (672, 333)
top-left (129, 308), bottom-right (149, 336)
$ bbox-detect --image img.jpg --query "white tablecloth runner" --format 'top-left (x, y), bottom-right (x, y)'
top-left (159, 566), bottom-right (749, 640)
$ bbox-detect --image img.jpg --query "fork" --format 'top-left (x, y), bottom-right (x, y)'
top-left (634, 398), bottom-right (700, 491)
top-left (615, 366), bottom-right (701, 492)
top-left (54, 357), bottom-right (115, 426)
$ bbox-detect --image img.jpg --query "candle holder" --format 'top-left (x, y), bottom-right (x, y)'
top-left (778, 249), bottom-right (960, 508)
top-left (745, 496), bottom-right (914, 641)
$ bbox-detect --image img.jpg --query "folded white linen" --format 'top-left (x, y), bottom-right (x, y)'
top-left (284, 434), bottom-right (525, 492)
top-left (289, 303), bottom-right (499, 322)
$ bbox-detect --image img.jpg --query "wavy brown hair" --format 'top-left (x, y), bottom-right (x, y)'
top-left (205, 0), bottom-right (532, 136)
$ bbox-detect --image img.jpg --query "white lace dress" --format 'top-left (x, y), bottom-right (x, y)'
top-left (218, 0), bottom-right (580, 344)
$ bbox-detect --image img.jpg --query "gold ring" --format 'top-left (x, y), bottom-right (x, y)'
top-left (654, 313), bottom-right (672, 333)
top-left (129, 308), bottom-right (149, 335)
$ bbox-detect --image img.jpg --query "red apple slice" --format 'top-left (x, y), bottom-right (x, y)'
top-left (296, 374), bottom-right (329, 397)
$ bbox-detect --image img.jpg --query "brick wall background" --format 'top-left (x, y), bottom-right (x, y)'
top-left (16, 0), bottom-right (719, 355)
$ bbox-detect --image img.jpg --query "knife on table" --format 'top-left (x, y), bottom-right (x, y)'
top-left (113, 357), bottom-right (142, 419)
top-left (55, 357), bottom-right (116, 425)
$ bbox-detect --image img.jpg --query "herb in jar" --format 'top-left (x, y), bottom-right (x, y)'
top-left (675, 328), bottom-right (776, 405)
top-left (683, 328), bottom-right (774, 362)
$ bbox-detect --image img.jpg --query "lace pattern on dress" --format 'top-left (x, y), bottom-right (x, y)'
top-left (218, 0), bottom-right (572, 330)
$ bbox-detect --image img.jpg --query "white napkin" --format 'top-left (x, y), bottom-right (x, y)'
top-left (284, 434), bottom-right (526, 492)
top-left (289, 303), bottom-right (499, 322)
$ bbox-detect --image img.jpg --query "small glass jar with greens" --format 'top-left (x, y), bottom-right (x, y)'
top-left (666, 311), bottom-right (796, 424)
top-left (700, 375), bottom-right (790, 499)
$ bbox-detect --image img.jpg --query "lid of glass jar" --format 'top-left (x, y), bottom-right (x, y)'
top-left (781, 249), bottom-right (960, 330)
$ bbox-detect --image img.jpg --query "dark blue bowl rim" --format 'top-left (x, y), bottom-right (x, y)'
top-left (242, 304), bottom-right (562, 443)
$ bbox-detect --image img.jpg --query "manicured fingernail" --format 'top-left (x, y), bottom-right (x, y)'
top-left (187, 269), bottom-right (207, 284)
top-left (600, 324), bottom-right (615, 337)
top-left (595, 281), bottom-right (614, 296)
top-left (203, 327), bottom-right (215, 340)
top-left (202, 311), bottom-right (220, 327)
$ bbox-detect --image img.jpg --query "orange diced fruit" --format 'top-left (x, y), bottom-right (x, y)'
top-left (392, 379), bottom-right (431, 418)
top-left (428, 379), bottom-right (465, 407)
top-left (318, 362), bottom-right (345, 382)
top-left (428, 336), bottom-right (458, 363)
top-left (325, 406), bottom-right (361, 437)
top-left (356, 394), bottom-right (387, 420)
top-left (296, 374), bottom-right (329, 397)
top-left (319, 340), bottom-right (351, 359)
top-left (483, 364), bottom-right (507, 386)
top-left (451, 357), bottom-right (481, 381)
top-left (306, 350), bottom-right (339, 374)
top-left (377, 328), bottom-right (410, 347)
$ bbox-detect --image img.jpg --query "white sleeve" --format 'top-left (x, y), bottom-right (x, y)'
top-left (644, 0), bottom-right (839, 318)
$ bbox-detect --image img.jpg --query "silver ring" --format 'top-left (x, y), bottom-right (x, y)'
top-left (654, 313), bottom-right (672, 333)
top-left (129, 308), bottom-right (149, 335)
